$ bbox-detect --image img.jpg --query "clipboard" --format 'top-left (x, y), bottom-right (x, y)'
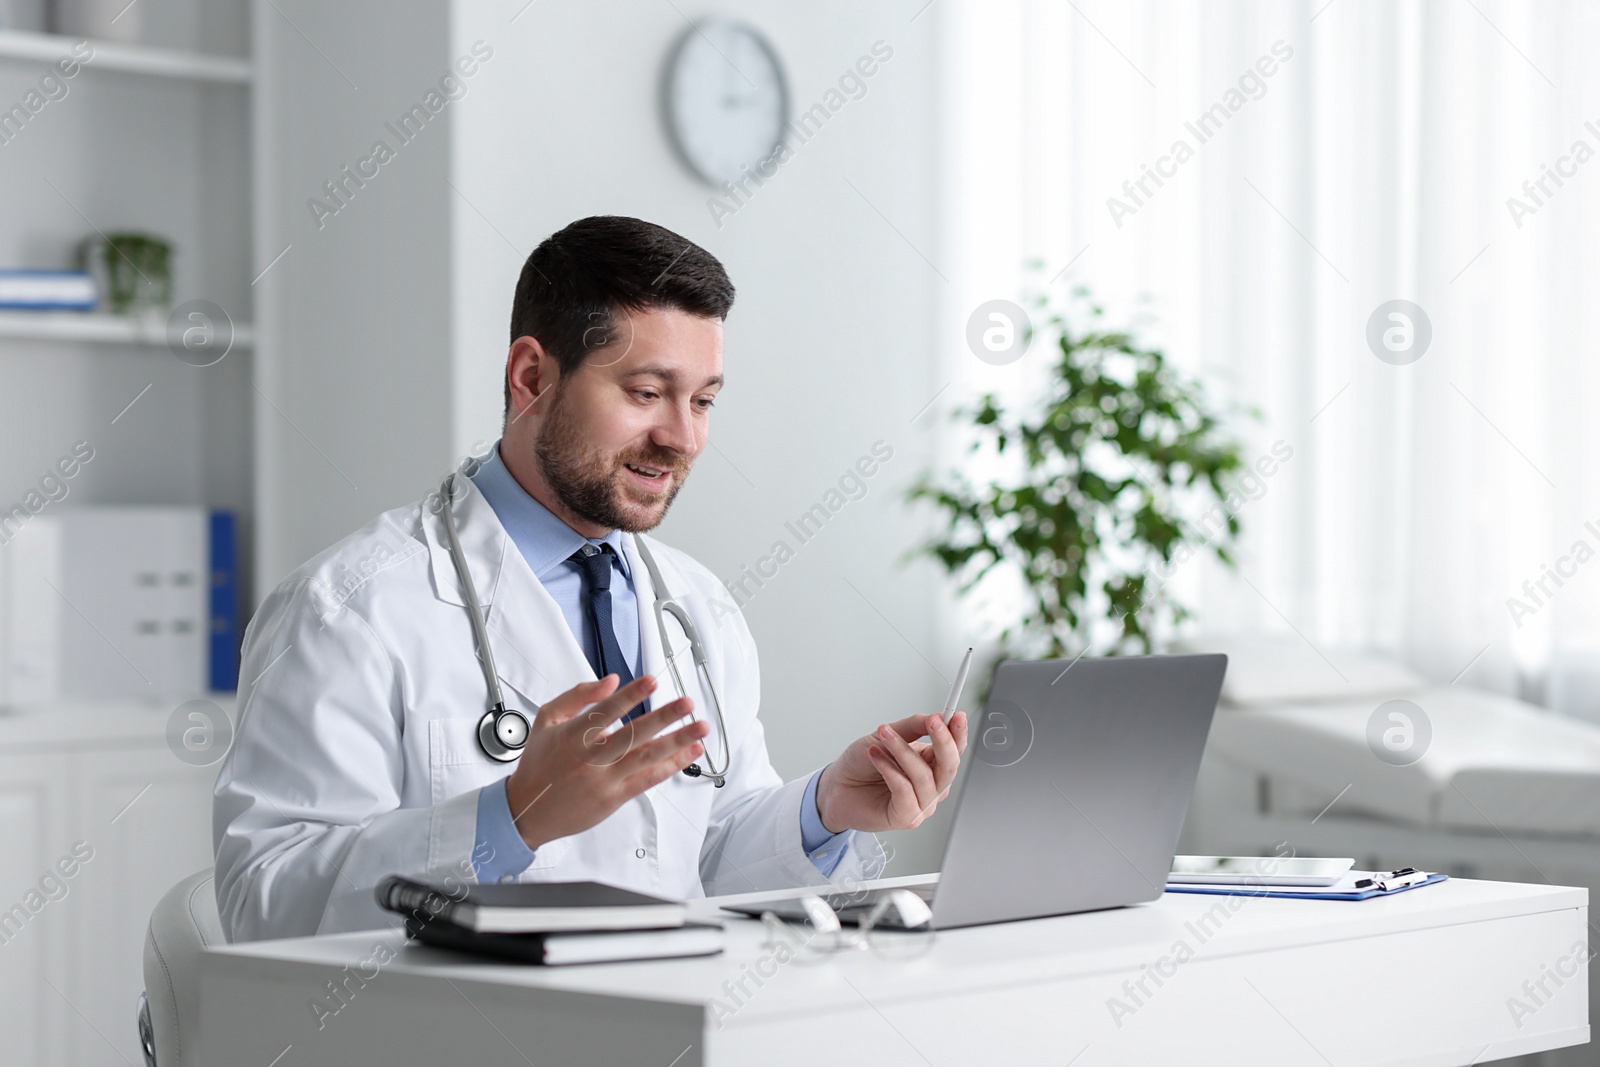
top-left (1164, 872), bottom-right (1448, 901)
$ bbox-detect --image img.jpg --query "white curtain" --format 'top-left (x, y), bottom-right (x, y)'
top-left (943, 0), bottom-right (1600, 714)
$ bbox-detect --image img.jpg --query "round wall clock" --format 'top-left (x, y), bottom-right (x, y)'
top-left (664, 19), bottom-right (789, 187)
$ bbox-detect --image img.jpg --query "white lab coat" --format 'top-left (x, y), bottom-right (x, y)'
top-left (213, 464), bottom-right (884, 941)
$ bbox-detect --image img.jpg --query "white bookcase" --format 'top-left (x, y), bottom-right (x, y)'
top-left (0, 3), bottom-right (253, 1065)
top-left (0, 1), bottom-right (256, 578)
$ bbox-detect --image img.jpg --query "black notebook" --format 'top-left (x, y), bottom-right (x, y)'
top-left (376, 876), bottom-right (687, 933)
top-left (404, 913), bottom-right (725, 966)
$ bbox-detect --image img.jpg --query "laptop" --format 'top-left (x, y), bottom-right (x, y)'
top-left (725, 653), bottom-right (1228, 930)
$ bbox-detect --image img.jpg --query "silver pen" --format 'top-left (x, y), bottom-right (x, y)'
top-left (942, 647), bottom-right (974, 724)
top-left (1376, 870), bottom-right (1431, 892)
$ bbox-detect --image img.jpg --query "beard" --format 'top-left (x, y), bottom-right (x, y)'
top-left (534, 388), bottom-right (688, 533)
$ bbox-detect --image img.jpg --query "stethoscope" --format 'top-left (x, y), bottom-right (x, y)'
top-left (439, 474), bottom-right (731, 787)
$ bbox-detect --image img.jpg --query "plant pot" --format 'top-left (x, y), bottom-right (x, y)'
top-left (53, 0), bottom-right (143, 43)
top-left (79, 232), bottom-right (172, 315)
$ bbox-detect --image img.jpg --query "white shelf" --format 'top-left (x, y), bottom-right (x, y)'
top-left (0, 310), bottom-right (254, 349)
top-left (0, 29), bottom-right (251, 84)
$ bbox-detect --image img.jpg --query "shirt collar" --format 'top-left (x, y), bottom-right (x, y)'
top-left (469, 443), bottom-right (631, 582)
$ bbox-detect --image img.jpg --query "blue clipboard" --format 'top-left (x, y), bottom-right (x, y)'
top-left (1165, 873), bottom-right (1448, 901)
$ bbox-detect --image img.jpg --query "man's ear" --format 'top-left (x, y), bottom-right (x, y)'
top-left (506, 335), bottom-right (560, 421)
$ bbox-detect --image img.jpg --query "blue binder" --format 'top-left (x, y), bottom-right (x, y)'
top-left (1166, 873), bottom-right (1448, 901)
top-left (208, 511), bottom-right (239, 691)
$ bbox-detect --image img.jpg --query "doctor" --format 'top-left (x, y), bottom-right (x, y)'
top-left (214, 216), bottom-right (969, 941)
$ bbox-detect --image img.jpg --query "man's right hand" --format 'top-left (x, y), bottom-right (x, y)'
top-left (503, 674), bottom-right (708, 851)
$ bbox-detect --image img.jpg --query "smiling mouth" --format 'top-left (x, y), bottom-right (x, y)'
top-left (623, 462), bottom-right (671, 491)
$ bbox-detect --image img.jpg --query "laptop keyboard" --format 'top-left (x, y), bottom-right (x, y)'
top-left (823, 883), bottom-right (937, 913)
top-left (722, 882), bottom-right (939, 928)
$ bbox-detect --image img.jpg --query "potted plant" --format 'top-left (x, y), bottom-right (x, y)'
top-left (79, 232), bottom-right (172, 316)
top-left (907, 285), bottom-right (1249, 679)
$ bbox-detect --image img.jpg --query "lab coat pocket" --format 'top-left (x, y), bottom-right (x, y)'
top-left (428, 717), bottom-right (502, 807)
top-left (427, 718), bottom-right (570, 872)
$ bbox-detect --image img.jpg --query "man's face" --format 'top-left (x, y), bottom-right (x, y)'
top-left (531, 307), bottom-right (723, 534)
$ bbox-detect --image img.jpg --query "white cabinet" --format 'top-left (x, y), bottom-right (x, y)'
top-left (0, 748), bottom-right (72, 1067)
top-left (0, 702), bottom-right (220, 1067)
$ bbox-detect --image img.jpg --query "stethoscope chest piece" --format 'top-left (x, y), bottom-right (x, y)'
top-left (478, 705), bottom-right (529, 763)
top-left (681, 763), bottom-right (726, 787)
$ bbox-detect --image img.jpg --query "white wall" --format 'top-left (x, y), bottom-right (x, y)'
top-left (252, 0), bottom-right (455, 587)
top-left (260, 0), bottom-right (959, 872)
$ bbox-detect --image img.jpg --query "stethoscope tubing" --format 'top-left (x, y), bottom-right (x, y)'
top-left (439, 473), bottom-right (731, 785)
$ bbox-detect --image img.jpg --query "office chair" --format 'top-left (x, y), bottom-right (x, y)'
top-left (139, 868), bottom-right (224, 1067)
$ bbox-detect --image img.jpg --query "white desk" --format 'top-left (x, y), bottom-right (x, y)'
top-left (201, 876), bottom-right (1589, 1066)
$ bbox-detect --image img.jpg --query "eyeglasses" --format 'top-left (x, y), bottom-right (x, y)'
top-left (759, 890), bottom-right (937, 960)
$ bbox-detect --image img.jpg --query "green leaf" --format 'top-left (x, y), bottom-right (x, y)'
top-left (902, 277), bottom-right (1251, 661)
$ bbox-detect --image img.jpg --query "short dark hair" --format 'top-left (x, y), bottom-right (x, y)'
top-left (505, 216), bottom-right (735, 414)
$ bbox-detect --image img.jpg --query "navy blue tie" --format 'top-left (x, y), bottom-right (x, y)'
top-left (568, 543), bottom-right (648, 724)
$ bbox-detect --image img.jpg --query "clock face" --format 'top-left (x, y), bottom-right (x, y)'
top-left (664, 19), bottom-right (788, 187)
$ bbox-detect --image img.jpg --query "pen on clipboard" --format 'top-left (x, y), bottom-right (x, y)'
top-left (1354, 867), bottom-right (1429, 891)
top-left (941, 647), bottom-right (974, 725)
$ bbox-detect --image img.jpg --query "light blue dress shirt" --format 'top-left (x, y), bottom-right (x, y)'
top-left (468, 443), bottom-right (853, 882)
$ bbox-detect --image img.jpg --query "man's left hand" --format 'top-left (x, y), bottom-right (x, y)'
top-left (815, 711), bottom-right (969, 833)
